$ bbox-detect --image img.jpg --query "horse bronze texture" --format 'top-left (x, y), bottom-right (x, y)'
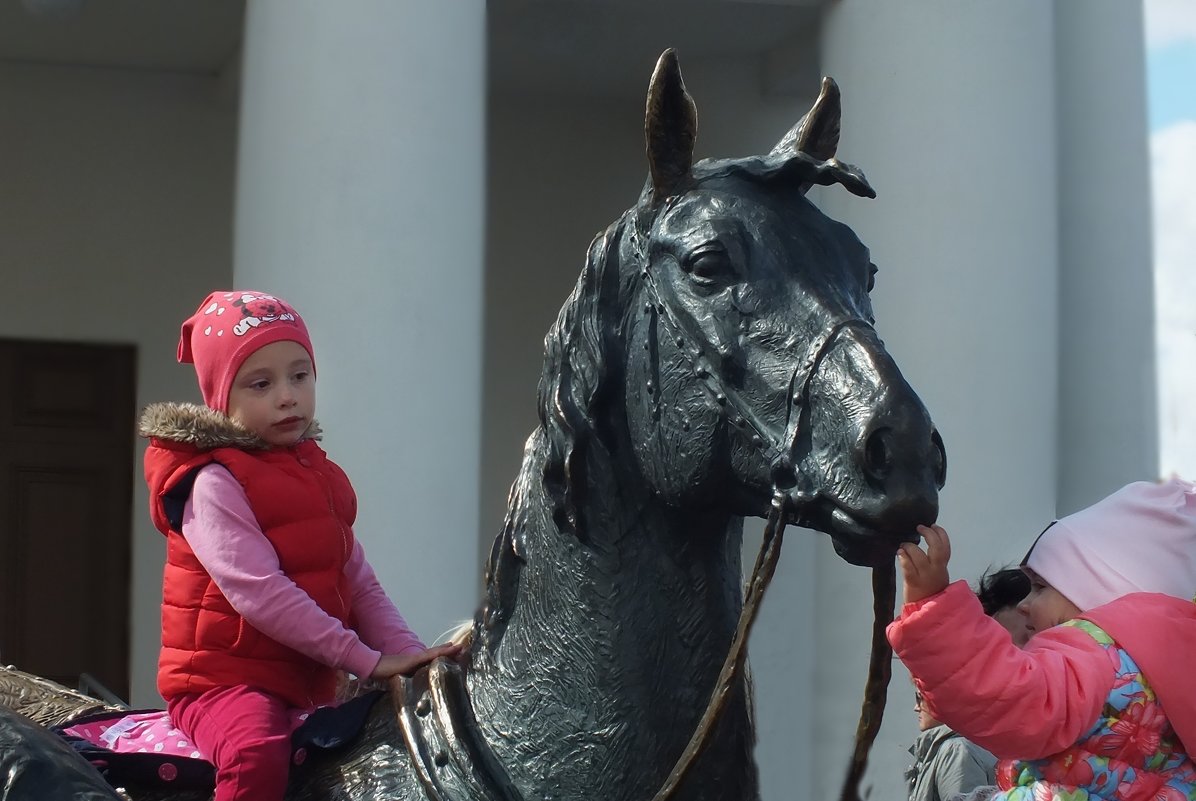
top-left (0, 50), bottom-right (945, 801)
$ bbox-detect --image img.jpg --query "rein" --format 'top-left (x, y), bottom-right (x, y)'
top-left (648, 491), bottom-right (788, 801)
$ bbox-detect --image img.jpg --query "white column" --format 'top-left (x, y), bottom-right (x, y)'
top-left (816, 3), bottom-right (1059, 799)
top-left (233, 1), bottom-right (485, 642)
top-left (1054, 0), bottom-right (1157, 513)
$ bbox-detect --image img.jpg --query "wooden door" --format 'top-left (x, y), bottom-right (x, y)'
top-left (0, 338), bottom-right (135, 701)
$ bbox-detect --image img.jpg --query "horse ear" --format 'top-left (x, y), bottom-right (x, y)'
top-left (771, 77), bottom-right (841, 162)
top-left (645, 49), bottom-right (698, 204)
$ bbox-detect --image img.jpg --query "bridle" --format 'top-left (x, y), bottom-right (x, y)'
top-left (626, 201), bottom-right (877, 800)
top-left (627, 202), bottom-right (877, 501)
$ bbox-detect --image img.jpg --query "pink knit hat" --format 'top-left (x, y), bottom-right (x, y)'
top-left (1024, 477), bottom-right (1196, 611)
top-left (178, 290), bottom-right (314, 413)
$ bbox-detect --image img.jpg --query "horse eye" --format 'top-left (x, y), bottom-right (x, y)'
top-left (683, 247), bottom-right (732, 286)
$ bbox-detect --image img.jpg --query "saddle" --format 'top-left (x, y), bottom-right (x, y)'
top-left (2, 660), bottom-right (520, 801)
top-left (0, 664), bottom-right (387, 797)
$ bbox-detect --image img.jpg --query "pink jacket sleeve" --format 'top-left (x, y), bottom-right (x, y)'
top-left (181, 464), bottom-right (382, 679)
top-left (887, 580), bottom-right (1115, 759)
top-left (343, 541), bottom-right (425, 657)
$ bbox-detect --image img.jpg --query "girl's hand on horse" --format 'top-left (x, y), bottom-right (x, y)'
top-left (897, 524), bottom-right (952, 605)
top-left (371, 643), bottom-right (463, 680)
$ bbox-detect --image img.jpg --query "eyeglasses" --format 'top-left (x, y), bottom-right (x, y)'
top-left (913, 693), bottom-right (925, 708)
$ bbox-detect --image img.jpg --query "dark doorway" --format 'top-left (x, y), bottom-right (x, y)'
top-left (0, 338), bottom-right (135, 701)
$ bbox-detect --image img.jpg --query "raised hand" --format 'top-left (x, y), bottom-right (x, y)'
top-left (896, 524), bottom-right (952, 605)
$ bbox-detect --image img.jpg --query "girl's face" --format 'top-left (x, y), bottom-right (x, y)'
top-left (227, 340), bottom-right (315, 447)
top-left (991, 606), bottom-right (1032, 647)
top-left (1017, 567), bottom-right (1082, 639)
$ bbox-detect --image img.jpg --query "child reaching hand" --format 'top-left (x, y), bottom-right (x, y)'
top-left (141, 290), bottom-right (457, 801)
top-left (889, 478), bottom-right (1196, 801)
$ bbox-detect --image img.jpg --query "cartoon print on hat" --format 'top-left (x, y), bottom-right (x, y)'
top-left (195, 292), bottom-right (298, 339)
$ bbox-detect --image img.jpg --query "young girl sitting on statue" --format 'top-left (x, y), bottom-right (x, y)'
top-left (889, 477), bottom-right (1196, 801)
top-left (141, 290), bottom-right (458, 801)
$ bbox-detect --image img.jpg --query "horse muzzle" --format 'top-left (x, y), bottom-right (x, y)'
top-left (789, 324), bottom-right (946, 566)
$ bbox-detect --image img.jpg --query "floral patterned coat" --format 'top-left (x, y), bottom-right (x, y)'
top-left (888, 582), bottom-right (1196, 801)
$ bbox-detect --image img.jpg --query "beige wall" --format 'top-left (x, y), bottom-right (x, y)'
top-left (0, 62), bottom-right (235, 706)
top-left (481, 91), bottom-right (641, 552)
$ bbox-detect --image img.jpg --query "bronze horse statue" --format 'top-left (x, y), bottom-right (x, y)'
top-left (0, 50), bottom-right (945, 801)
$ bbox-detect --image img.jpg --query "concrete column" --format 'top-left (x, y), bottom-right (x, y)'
top-left (233, 0), bottom-right (486, 642)
top-left (817, 3), bottom-right (1059, 799)
top-left (1053, 0), bottom-right (1157, 513)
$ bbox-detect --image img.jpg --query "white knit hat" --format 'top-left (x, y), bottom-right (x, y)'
top-left (1024, 477), bottom-right (1196, 611)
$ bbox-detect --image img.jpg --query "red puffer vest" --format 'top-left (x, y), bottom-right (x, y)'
top-left (142, 404), bottom-right (357, 709)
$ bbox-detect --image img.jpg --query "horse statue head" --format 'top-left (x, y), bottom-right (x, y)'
top-left (522, 50), bottom-right (943, 568)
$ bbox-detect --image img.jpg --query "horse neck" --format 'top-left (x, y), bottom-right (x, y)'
top-left (468, 429), bottom-right (757, 799)
top-left (488, 427), bottom-right (745, 661)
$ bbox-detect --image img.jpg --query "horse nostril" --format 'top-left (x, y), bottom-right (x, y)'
top-left (770, 460), bottom-right (798, 491)
top-left (930, 428), bottom-right (947, 488)
top-left (862, 428), bottom-right (892, 480)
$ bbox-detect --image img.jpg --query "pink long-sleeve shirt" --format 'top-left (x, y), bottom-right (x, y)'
top-left (180, 463), bottom-right (425, 681)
